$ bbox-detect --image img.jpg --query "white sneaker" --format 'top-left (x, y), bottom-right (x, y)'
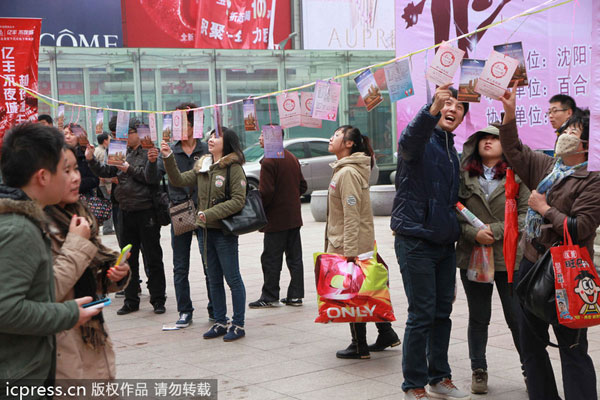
top-left (404, 388), bottom-right (431, 400)
top-left (427, 378), bottom-right (470, 400)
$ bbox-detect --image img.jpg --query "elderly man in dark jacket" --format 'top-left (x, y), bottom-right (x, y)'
top-left (391, 83), bottom-right (470, 400)
top-left (145, 103), bottom-right (212, 328)
top-left (86, 119), bottom-right (166, 316)
top-left (249, 128), bottom-right (307, 308)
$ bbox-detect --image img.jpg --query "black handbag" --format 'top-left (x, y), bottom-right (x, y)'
top-left (515, 217), bottom-right (579, 325)
top-left (220, 166), bottom-right (267, 235)
top-left (152, 178), bottom-right (171, 227)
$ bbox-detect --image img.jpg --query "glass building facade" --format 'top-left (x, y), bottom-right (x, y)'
top-left (38, 47), bottom-right (397, 179)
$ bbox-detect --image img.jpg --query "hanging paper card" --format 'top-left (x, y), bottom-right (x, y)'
top-left (312, 80), bottom-right (341, 121)
top-left (95, 110), bottom-right (104, 134)
top-left (493, 42), bottom-right (528, 87)
top-left (137, 125), bottom-right (154, 149)
top-left (384, 59), bottom-right (414, 102)
top-left (162, 114), bottom-right (172, 142)
top-left (276, 92), bottom-right (301, 128)
top-left (85, 109), bottom-right (93, 135)
top-left (71, 125), bottom-right (89, 147)
top-left (263, 125), bottom-right (284, 159)
top-left (172, 110), bottom-right (183, 141)
top-left (193, 109), bottom-right (204, 139)
top-left (475, 50), bottom-right (519, 100)
top-left (300, 92), bottom-right (322, 129)
top-left (243, 99), bottom-right (259, 131)
top-left (182, 110), bottom-right (189, 140)
top-left (148, 113), bottom-right (158, 141)
top-left (354, 68), bottom-right (383, 111)
top-left (116, 111), bottom-right (129, 139)
top-left (426, 44), bottom-right (465, 86)
top-left (107, 140), bottom-right (127, 166)
top-left (57, 104), bottom-right (65, 130)
top-left (458, 59), bottom-right (485, 103)
top-left (213, 108), bottom-right (222, 137)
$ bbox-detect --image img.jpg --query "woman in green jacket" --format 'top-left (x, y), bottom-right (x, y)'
top-left (456, 126), bottom-right (530, 394)
top-left (161, 127), bottom-right (247, 341)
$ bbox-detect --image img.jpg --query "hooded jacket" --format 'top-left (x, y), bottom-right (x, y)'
top-left (163, 152), bottom-right (246, 230)
top-left (325, 152), bottom-right (375, 257)
top-left (0, 186), bottom-right (79, 382)
top-left (390, 104), bottom-right (460, 245)
top-left (455, 130), bottom-right (530, 271)
top-left (500, 119), bottom-right (600, 263)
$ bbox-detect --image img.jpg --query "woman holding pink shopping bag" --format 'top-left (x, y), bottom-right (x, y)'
top-left (325, 125), bottom-right (400, 360)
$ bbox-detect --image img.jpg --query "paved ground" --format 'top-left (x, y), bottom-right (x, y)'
top-left (101, 204), bottom-right (600, 399)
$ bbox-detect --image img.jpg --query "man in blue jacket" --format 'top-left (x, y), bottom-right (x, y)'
top-left (391, 83), bottom-right (470, 400)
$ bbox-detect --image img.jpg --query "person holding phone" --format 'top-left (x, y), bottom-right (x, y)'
top-left (45, 145), bottom-right (130, 379)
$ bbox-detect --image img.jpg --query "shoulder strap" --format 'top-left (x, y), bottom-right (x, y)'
top-left (225, 165), bottom-right (231, 199)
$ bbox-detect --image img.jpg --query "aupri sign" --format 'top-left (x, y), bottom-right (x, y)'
top-left (40, 29), bottom-right (119, 48)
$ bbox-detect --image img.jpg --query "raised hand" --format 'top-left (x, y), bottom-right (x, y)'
top-left (69, 214), bottom-right (91, 240)
top-left (429, 83), bottom-right (453, 116)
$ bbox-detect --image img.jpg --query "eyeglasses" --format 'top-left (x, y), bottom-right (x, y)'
top-left (545, 108), bottom-right (568, 116)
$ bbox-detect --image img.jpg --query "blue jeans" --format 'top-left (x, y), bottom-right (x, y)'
top-left (395, 235), bottom-right (455, 391)
top-left (171, 226), bottom-right (213, 316)
top-left (204, 229), bottom-right (246, 327)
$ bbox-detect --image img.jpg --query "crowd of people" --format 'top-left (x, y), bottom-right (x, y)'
top-left (0, 87), bottom-right (598, 400)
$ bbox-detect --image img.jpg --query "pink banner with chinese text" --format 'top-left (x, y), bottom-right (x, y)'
top-left (0, 18), bottom-right (41, 148)
top-left (395, 1), bottom-right (592, 154)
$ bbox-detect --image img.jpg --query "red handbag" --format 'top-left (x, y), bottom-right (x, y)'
top-left (552, 218), bottom-right (600, 329)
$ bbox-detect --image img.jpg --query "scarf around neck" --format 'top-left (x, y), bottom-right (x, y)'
top-left (525, 158), bottom-right (587, 239)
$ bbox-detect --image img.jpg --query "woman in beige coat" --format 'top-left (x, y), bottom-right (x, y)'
top-left (46, 145), bottom-right (130, 379)
top-left (326, 125), bottom-right (400, 360)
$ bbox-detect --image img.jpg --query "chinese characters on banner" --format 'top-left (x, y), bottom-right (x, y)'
top-left (394, 1), bottom-right (593, 154)
top-left (0, 18), bottom-right (41, 147)
top-left (195, 0), bottom-right (275, 49)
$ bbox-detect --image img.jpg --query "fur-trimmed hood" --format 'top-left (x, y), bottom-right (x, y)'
top-left (193, 152), bottom-right (242, 174)
top-left (0, 185), bottom-right (47, 230)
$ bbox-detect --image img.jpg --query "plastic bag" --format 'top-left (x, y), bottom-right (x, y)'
top-left (467, 245), bottom-right (495, 283)
top-left (314, 246), bottom-right (395, 323)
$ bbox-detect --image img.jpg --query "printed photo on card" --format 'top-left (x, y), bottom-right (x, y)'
top-left (213, 108), bottom-right (222, 137)
top-left (354, 68), bottom-right (383, 111)
top-left (162, 114), bottom-right (172, 142)
top-left (193, 109), bottom-right (204, 139)
top-left (474, 50), bottom-right (519, 100)
top-left (458, 59), bottom-right (485, 103)
top-left (149, 113), bottom-right (158, 141)
top-left (384, 59), bottom-right (414, 102)
top-left (263, 125), bottom-right (284, 159)
top-left (137, 124), bottom-right (154, 149)
top-left (71, 125), bottom-right (89, 147)
top-left (426, 44), bottom-right (465, 86)
top-left (95, 110), bottom-right (104, 134)
top-left (116, 111), bottom-right (129, 139)
top-left (300, 92), bottom-right (322, 128)
top-left (243, 99), bottom-right (259, 131)
top-left (57, 104), bottom-right (65, 130)
top-left (312, 80), bottom-right (341, 121)
top-left (493, 42), bottom-right (528, 87)
top-left (172, 110), bottom-right (183, 141)
top-left (107, 140), bottom-right (127, 166)
top-left (276, 92), bottom-right (301, 129)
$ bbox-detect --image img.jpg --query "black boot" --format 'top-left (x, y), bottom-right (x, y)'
top-left (336, 323), bottom-right (370, 359)
top-left (368, 322), bottom-right (401, 352)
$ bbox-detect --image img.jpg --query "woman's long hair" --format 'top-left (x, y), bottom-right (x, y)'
top-left (463, 133), bottom-right (508, 179)
top-left (212, 126), bottom-right (245, 165)
top-left (338, 125), bottom-right (375, 168)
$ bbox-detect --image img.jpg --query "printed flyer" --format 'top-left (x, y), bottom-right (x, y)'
top-left (193, 109), bottom-right (204, 138)
top-left (384, 59), bottom-right (414, 102)
top-left (148, 113), bottom-right (158, 141)
top-left (116, 111), bottom-right (129, 139)
top-left (263, 124), bottom-right (284, 159)
top-left (107, 140), bottom-right (127, 166)
top-left (276, 92), bottom-right (301, 128)
top-left (300, 92), bottom-right (322, 128)
top-left (137, 124), bottom-right (154, 149)
top-left (162, 114), bottom-right (172, 142)
top-left (426, 44), bottom-right (465, 86)
top-left (493, 41), bottom-right (528, 87)
top-left (312, 80), bottom-right (341, 121)
top-left (458, 59), bottom-right (486, 103)
top-left (243, 99), bottom-right (259, 131)
top-left (475, 50), bottom-right (519, 100)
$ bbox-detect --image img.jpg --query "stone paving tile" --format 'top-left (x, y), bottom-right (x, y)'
top-left (98, 204), bottom-right (600, 399)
